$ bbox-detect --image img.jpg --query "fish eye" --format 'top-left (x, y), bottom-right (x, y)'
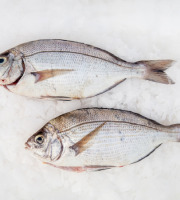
top-left (0, 57), bottom-right (7, 64)
top-left (35, 134), bottom-right (44, 144)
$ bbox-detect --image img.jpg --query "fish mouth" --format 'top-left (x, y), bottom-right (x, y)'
top-left (0, 66), bottom-right (13, 85)
top-left (25, 142), bottom-right (31, 150)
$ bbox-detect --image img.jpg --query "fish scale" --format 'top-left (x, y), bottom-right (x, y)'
top-left (15, 39), bottom-right (126, 65)
top-left (50, 109), bottom-right (179, 133)
top-left (26, 109), bottom-right (180, 172)
top-left (8, 51), bottom-right (135, 98)
top-left (25, 52), bottom-right (126, 72)
top-left (0, 39), bottom-right (174, 99)
top-left (57, 122), bottom-right (176, 166)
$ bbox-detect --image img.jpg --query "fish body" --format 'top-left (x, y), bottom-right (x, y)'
top-left (26, 109), bottom-right (180, 172)
top-left (0, 40), bottom-right (174, 100)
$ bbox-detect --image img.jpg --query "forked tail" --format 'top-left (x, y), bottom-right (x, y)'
top-left (137, 60), bottom-right (174, 84)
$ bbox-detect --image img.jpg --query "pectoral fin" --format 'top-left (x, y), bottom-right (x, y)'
top-left (69, 122), bottom-right (106, 156)
top-left (31, 69), bottom-right (74, 83)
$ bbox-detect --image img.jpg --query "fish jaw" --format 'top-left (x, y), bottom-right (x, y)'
top-left (48, 122), bottom-right (179, 168)
top-left (3, 60), bottom-right (24, 85)
top-left (0, 50), bottom-right (24, 85)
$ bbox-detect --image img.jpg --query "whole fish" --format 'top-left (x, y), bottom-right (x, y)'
top-left (0, 39), bottom-right (174, 100)
top-left (25, 108), bottom-right (180, 172)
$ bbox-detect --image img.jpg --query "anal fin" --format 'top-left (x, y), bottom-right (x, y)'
top-left (87, 78), bottom-right (126, 98)
top-left (40, 95), bottom-right (74, 101)
top-left (131, 144), bottom-right (162, 165)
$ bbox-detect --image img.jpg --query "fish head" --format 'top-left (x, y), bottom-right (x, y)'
top-left (0, 50), bottom-right (24, 85)
top-left (25, 125), bottom-right (63, 162)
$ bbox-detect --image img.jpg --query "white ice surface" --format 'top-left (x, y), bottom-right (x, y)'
top-left (0, 0), bottom-right (180, 199)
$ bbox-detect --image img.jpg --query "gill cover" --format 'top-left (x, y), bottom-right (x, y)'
top-left (49, 135), bottom-right (63, 161)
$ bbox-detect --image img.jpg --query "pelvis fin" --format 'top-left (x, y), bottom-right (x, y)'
top-left (43, 162), bottom-right (115, 172)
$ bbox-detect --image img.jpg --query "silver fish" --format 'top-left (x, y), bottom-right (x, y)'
top-left (0, 39), bottom-right (174, 100)
top-left (25, 108), bottom-right (180, 172)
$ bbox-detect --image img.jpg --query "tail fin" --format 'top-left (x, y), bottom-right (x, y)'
top-left (137, 60), bottom-right (175, 84)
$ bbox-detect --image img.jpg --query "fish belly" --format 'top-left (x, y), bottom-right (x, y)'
top-left (57, 122), bottom-right (177, 167)
top-left (7, 52), bottom-right (140, 99)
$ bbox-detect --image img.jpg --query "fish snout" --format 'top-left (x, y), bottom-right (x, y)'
top-left (25, 142), bottom-right (31, 150)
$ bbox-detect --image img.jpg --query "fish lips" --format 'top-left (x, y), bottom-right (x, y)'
top-left (25, 142), bottom-right (31, 150)
top-left (0, 66), bottom-right (12, 85)
top-left (0, 67), bottom-right (20, 85)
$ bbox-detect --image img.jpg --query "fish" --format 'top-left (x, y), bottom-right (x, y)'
top-left (0, 39), bottom-right (174, 100)
top-left (25, 108), bottom-right (180, 172)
